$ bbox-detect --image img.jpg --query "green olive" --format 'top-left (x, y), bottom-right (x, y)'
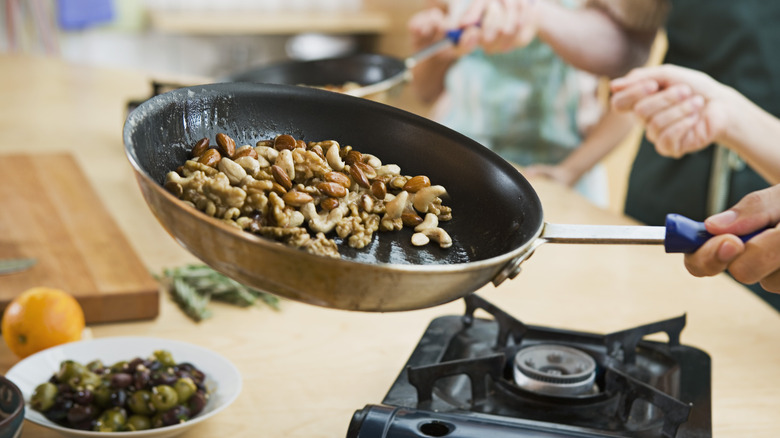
top-left (128, 389), bottom-right (155, 415)
top-left (56, 360), bottom-right (87, 383)
top-left (153, 350), bottom-right (176, 368)
top-left (110, 360), bottom-right (129, 373)
top-left (30, 382), bottom-right (58, 412)
top-left (95, 407), bottom-right (127, 432)
top-left (151, 385), bottom-right (178, 412)
top-left (86, 359), bottom-right (104, 372)
top-left (173, 377), bottom-right (197, 403)
top-left (93, 381), bottom-right (113, 408)
top-left (66, 368), bottom-right (103, 389)
top-left (126, 414), bottom-right (152, 431)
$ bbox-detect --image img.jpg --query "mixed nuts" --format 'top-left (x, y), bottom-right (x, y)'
top-left (164, 133), bottom-right (453, 258)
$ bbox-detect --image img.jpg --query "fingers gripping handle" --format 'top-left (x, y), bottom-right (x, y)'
top-left (664, 213), bottom-right (764, 253)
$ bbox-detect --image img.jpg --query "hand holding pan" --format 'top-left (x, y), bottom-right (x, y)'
top-left (124, 82), bottom-right (767, 312)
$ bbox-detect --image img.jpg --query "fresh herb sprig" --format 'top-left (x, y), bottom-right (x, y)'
top-left (158, 264), bottom-right (281, 322)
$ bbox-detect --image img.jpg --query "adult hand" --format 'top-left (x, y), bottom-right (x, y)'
top-left (684, 184), bottom-right (780, 293)
top-left (457, 0), bottom-right (541, 54)
top-left (609, 64), bottom-right (733, 158)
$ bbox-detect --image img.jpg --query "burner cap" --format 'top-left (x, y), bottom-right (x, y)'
top-left (513, 344), bottom-right (597, 397)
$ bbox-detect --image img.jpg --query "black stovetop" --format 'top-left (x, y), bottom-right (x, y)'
top-left (347, 295), bottom-right (711, 438)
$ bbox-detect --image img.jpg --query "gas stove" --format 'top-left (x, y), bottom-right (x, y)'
top-left (347, 295), bottom-right (711, 438)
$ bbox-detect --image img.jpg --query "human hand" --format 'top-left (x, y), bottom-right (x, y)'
top-left (610, 64), bottom-right (733, 158)
top-left (684, 184), bottom-right (780, 293)
top-left (408, 5), bottom-right (451, 52)
top-left (523, 164), bottom-right (577, 187)
top-left (456, 0), bottom-right (541, 54)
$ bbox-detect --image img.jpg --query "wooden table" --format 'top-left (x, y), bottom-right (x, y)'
top-left (1, 54), bottom-right (778, 437)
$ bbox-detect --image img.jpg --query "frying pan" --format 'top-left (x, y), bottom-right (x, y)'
top-left (123, 82), bottom-right (734, 312)
top-left (221, 31), bottom-right (461, 99)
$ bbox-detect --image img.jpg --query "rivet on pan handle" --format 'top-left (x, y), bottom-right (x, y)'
top-left (492, 239), bottom-right (546, 287)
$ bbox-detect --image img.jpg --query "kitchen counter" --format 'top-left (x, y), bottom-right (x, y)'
top-left (1, 53), bottom-right (778, 437)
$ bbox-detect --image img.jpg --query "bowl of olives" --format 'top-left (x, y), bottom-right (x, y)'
top-left (4, 337), bottom-right (241, 437)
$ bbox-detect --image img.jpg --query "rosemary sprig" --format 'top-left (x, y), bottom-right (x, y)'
top-left (158, 264), bottom-right (281, 322)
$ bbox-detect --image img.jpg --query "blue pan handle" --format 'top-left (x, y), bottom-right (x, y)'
top-left (445, 28), bottom-right (465, 44)
top-left (664, 213), bottom-right (765, 253)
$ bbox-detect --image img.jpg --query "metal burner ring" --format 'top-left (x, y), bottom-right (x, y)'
top-left (513, 344), bottom-right (597, 397)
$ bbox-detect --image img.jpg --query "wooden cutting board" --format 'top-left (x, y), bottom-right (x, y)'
top-left (0, 153), bottom-right (159, 324)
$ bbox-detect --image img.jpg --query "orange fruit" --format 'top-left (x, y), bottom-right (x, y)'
top-left (1, 287), bottom-right (85, 358)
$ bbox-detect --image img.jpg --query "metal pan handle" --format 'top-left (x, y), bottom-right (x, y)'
top-left (542, 214), bottom-right (764, 253)
top-left (405, 28), bottom-right (465, 69)
top-left (492, 214), bottom-right (766, 286)
top-left (347, 28), bottom-right (466, 98)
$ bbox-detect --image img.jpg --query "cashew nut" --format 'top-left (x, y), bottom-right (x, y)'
top-left (218, 157), bottom-right (247, 185)
top-left (300, 202), bottom-right (346, 234)
top-left (411, 232), bottom-right (430, 247)
top-left (414, 213), bottom-right (438, 232)
top-left (413, 185), bottom-right (447, 213)
top-left (255, 145), bottom-right (278, 163)
top-left (362, 153), bottom-right (382, 169)
top-left (326, 143), bottom-right (345, 171)
top-left (384, 191), bottom-right (408, 220)
top-left (275, 149), bottom-right (295, 181)
top-left (234, 156), bottom-right (262, 177)
top-left (376, 164), bottom-right (401, 177)
top-left (421, 227), bottom-right (452, 248)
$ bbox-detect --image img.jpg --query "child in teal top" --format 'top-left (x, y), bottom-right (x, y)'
top-left (410, 0), bottom-right (610, 207)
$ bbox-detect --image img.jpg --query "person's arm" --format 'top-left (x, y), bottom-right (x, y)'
top-left (523, 109), bottom-right (637, 186)
top-left (535, 2), bottom-right (657, 78)
top-left (611, 64), bottom-right (780, 184)
top-left (684, 184), bottom-right (780, 293)
top-left (456, 0), bottom-right (659, 78)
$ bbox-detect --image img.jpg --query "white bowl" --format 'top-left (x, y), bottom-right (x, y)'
top-left (5, 337), bottom-right (242, 438)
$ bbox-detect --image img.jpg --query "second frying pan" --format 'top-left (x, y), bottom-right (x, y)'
top-left (222, 31), bottom-right (461, 98)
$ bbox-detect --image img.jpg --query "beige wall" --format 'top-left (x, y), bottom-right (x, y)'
top-left (364, 0), bottom-right (425, 56)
